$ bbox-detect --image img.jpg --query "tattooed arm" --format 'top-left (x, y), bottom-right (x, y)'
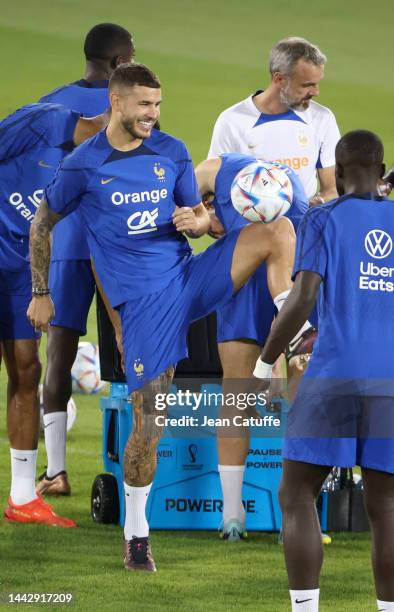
top-left (26, 198), bottom-right (63, 332)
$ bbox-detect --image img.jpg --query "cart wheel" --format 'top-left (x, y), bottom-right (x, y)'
top-left (91, 474), bottom-right (119, 524)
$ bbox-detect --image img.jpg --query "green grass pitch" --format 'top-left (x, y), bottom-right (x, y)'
top-left (1, 0), bottom-right (393, 609)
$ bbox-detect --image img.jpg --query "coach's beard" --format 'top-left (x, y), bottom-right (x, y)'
top-left (280, 87), bottom-right (312, 111)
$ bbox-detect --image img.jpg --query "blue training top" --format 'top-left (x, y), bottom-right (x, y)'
top-left (0, 103), bottom-right (79, 271)
top-left (294, 194), bottom-right (394, 391)
top-left (45, 128), bottom-right (201, 307)
top-left (39, 79), bottom-right (109, 260)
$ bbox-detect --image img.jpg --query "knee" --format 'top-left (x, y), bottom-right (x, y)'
top-left (132, 369), bottom-right (174, 415)
top-left (9, 354), bottom-right (41, 392)
top-left (253, 217), bottom-right (295, 261)
top-left (272, 217), bottom-right (296, 252)
top-left (279, 479), bottom-right (317, 514)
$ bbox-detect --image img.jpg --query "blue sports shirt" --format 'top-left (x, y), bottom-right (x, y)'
top-left (45, 128), bottom-right (201, 307)
top-left (213, 153), bottom-right (309, 233)
top-left (293, 194), bottom-right (394, 387)
top-left (39, 79), bottom-right (109, 260)
top-left (0, 103), bottom-right (79, 271)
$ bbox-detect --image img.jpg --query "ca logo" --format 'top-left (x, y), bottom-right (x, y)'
top-left (127, 209), bottom-right (159, 235)
top-left (364, 229), bottom-right (393, 259)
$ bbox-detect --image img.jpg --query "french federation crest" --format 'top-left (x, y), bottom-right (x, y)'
top-left (297, 132), bottom-right (308, 147)
top-left (154, 163), bottom-right (166, 182)
top-left (134, 359), bottom-right (145, 379)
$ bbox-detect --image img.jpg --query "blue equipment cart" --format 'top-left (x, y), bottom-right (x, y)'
top-left (91, 382), bottom-right (286, 531)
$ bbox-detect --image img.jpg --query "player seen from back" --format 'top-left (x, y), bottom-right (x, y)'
top-left (27, 63), bottom-right (310, 572)
top-left (254, 130), bottom-right (394, 612)
top-left (37, 23), bottom-right (134, 497)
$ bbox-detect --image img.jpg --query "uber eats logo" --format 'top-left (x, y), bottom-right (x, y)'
top-left (111, 188), bottom-right (168, 235)
top-left (359, 229), bottom-right (394, 293)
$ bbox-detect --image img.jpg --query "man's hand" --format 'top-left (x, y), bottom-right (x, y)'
top-left (309, 192), bottom-right (326, 207)
top-left (172, 203), bottom-right (210, 238)
top-left (172, 206), bottom-right (200, 234)
top-left (27, 295), bottom-right (55, 332)
top-left (378, 168), bottom-right (394, 197)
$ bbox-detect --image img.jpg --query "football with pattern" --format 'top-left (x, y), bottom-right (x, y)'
top-left (231, 161), bottom-right (293, 223)
top-left (71, 342), bottom-right (107, 394)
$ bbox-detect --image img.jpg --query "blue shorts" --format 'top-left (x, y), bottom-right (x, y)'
top-left (216, 263), bottom-right (275, 345)
top-left (120, 229), bottom-right (241, 392)
top-left (49, 260), bottom-right (95, 335)
top-left (0, 269), bottom-right (40, 340)
top-left (284, 392), bottom-right (394, 474)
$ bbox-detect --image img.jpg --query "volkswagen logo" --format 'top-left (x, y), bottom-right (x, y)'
top-left (364, 229), bottom-right (393, 259)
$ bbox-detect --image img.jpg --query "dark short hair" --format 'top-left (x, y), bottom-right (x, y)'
top-left (109, 63), bottom-right (161, 91)
top-left (336, 130), bottom-right (384, 168)
top-left (84, 23), bottom-right (134, 61)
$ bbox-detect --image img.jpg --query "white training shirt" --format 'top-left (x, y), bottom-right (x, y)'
top-left (208, 94), bottom-right (340, 199)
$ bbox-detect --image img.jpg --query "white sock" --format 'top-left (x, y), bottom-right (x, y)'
top-left (218, 464), bottom-right (245, 524)
top-left (290, 589), bottom-right (319, 611)
top-left (10, 448), bottom-right (38, 505)
top-left (43, 411), bottom-right (67, 477)
top-left (274, 290), bottom-right (312, 342)
top-left (377, 601), bottom-right (394, 611)
top-left (124, 482), bottom-right (152, 540)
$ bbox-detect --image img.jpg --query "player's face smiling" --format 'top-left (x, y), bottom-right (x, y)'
top-left (280, 59), bottom-right (324, 111)
top-left (118, 85), bottom-right (161, 140)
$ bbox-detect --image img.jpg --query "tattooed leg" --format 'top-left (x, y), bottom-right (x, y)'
top-left (124, 366), bottom-right (174, 487)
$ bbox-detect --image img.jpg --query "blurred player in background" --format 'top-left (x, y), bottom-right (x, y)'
top-left (37, 23), bottom-right (134, 497)
top-left (254, 130), bottom-right (394, 612)
top-left (27, 63), bottom-right (309, 572)
top-left (0, 102), bottom-right (107, 525)
top-left (207, 37), bottom-right (340, 538)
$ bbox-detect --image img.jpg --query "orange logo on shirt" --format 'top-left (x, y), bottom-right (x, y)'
top-left (273, 157), bottom-right (310, 171)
